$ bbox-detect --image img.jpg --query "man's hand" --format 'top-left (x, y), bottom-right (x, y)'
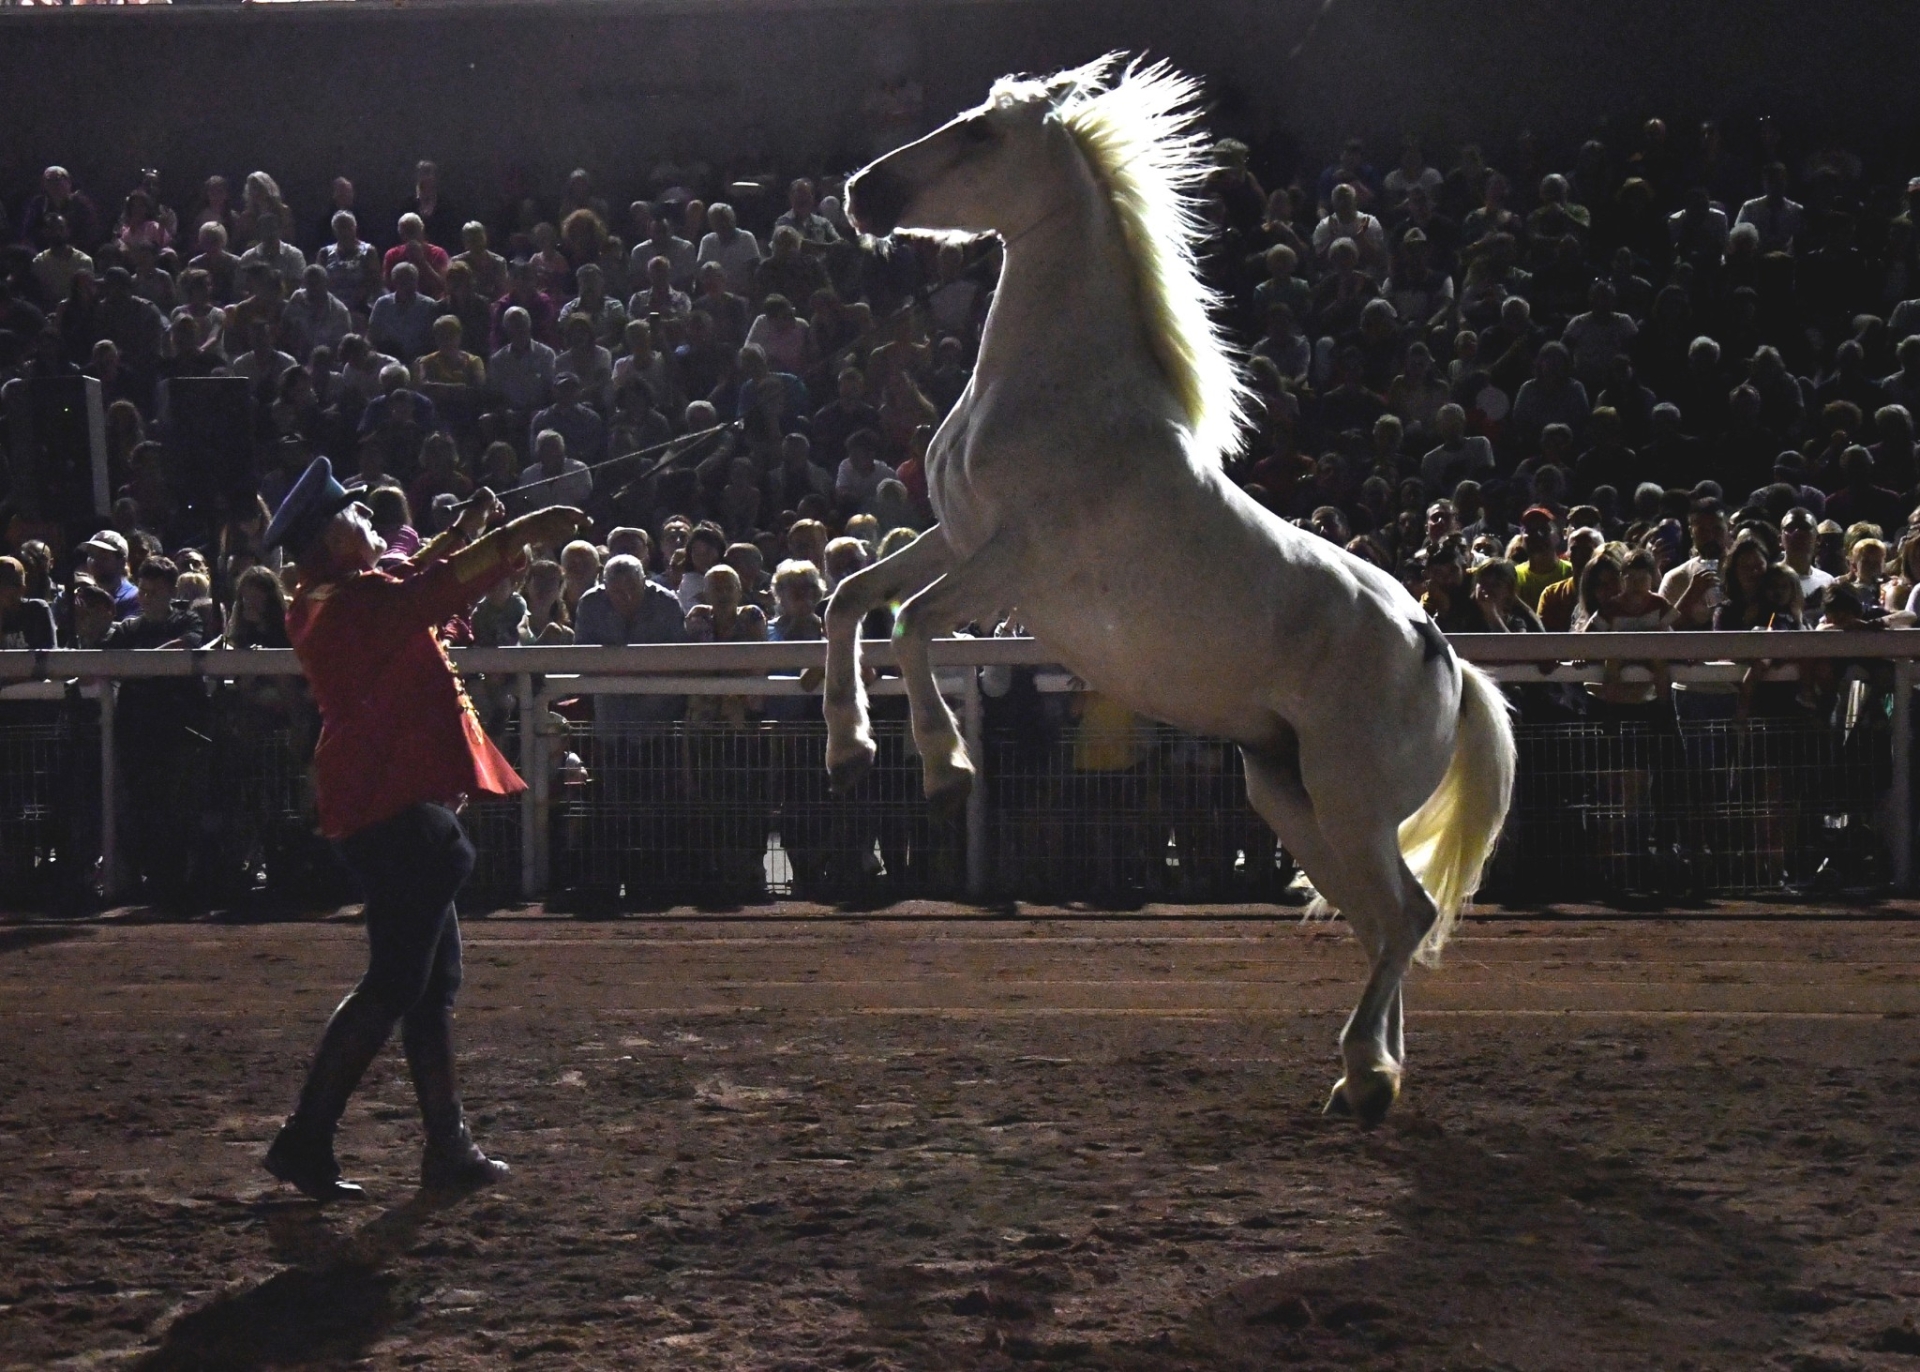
top-left (504, 505), bottom-right (590, 552)
top-left (456, 487), bottom-right (504, 541)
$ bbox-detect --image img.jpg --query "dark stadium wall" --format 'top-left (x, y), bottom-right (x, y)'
top-left (1, 0), bottom-right (1915, 224)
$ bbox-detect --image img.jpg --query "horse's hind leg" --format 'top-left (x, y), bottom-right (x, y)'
top-left (1243, 746), bottom-right (1435, 1127)
top-left (821, 529), bottom-right (952, 791)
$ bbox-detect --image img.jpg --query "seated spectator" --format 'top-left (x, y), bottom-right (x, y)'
top-left (283, 263), bottom-right (351, 359)
top-left (1420, 403), bottom-right (1495, 492)
top-left (229, 319), bottom-right (299, 394)
top-left (489, 305), bottom-right (558, 417)
top-left (754, 226), bottom-right (828, 311)
top-left (316, 210), bottom-right (379, 318)
top-left (481, 252), bottom-right (549, 341)
top-left (382, 212), bottom-right (449, 299)
top-left (691, 259), bottom-right (751, 347)
top-left (414, 313), bottom-right (486, 389)
top-left (696, 202), bottom-right (763, 297)
top-left (368, 261), bottom-right (440, 362)
top-left (334, 332), bottom-right (401, 407)
top-left (746, 293), bottom-right (812, 375)
top-left (1312, 184), bottom-right (1388, 281)
top-left (1251, 302), bottom-right (1310, 388)
top-left (238, 213), bottom-right (306, 294)
top-left (555, 314), bottom-right (614, 404)
top-left (169, 267), bottom-right (226, 358)
top-left (559, 262), bottom-right (627, 347)
top-left (355, 362), bottom-right (438, 440)
top-left (835, 428), bottom-right (896, 515)
top-left (517, 428), bottom-right (594, 509)
top-left (629, 205), bottom-right (698, 290)
top-left (451, 221), bottom-right (509, 301)
top-left (531, 373), bottom-right (607, 463)
top-left (629, 253), bottom-right (693, 324)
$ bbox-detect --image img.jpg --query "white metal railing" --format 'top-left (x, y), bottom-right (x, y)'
top-left (2, 630), bottom-right (1917, 901)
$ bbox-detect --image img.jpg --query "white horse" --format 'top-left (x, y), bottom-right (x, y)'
top-left (823, 56), bottom-right (1515, 1125)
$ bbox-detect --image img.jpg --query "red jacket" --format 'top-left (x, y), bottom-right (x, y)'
top-left (291, 554), bottom-right (525, 839)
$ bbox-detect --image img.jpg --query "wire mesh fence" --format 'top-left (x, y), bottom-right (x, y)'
top-left (542, 714), bottom-right (962, 909)
top-left (0, 661), bottom-right (1905, 912)
top-left (0, 699), bottom-right (95, 910)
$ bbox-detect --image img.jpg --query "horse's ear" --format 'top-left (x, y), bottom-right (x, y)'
top-left (1043, 52), bottom-right (1125, 105)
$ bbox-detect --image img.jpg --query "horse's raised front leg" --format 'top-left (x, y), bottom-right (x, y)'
top-left (891, 534), bottom-right (1022, 811)
top-left (822, 528), bottom-right (953, 792)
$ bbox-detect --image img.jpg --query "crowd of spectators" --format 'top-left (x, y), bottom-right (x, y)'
top-left (5, 114), bottom-right (1920, 896)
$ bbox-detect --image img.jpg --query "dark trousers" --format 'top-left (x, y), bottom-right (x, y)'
top-left (289, 802), bottom-right (477, 1142)
top-left (337, 802), bottom-right (475, 1017)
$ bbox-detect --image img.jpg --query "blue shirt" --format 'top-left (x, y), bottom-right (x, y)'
top-left (573, 582), bottom-right (688, 722)
top-left (367, 290), bottom-right (440, 361)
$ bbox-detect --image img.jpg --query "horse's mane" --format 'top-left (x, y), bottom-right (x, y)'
top-left (992, 55), bottom-right (1252, 467)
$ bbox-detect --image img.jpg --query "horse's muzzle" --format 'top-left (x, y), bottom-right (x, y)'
top-left (847, 163), bottom-right (913, 237)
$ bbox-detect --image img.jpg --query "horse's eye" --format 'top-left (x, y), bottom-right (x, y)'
top-left (959, 116), bottom-right (995, 146)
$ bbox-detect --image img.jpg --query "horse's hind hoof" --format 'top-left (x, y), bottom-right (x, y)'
top-left (1324, 1068), bottom-right (1400, 1129)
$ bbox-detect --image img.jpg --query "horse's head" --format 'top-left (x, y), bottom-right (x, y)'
top-left (847, 58), bottom-right (1115, 239)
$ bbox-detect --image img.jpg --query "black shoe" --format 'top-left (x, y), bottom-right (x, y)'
top-left (264, 1118), bottom-right (366, 1202)
top-left (421, 1125), bottom-right (510, 1195)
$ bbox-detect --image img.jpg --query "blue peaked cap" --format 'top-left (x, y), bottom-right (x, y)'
top-left (265, 456), bottom-right (358, 552)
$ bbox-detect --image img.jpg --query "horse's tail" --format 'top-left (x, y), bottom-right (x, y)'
top-left (1397, 660), bottom-right (1516, 966)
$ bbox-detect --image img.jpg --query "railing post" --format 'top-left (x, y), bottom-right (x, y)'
top-left (518, 672), bottom-right (538, 901)
top-left (531, 688), bottom-right (552, 896)
top-left (1893, 659), bottom-right (1913, 893)
top-left (962, 669), bottom-right (988, 899)
top-left (97, 681), bottom-right (118, 903)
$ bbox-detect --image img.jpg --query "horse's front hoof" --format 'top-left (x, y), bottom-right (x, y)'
top-left (924, 763), bottom-right (974, 819)
top-left (1323, 1067), bottom-right (1400, 1129)
top-left (827, 743), bottom-right (877, 796)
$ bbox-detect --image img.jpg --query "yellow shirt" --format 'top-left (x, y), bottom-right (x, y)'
top-left (1514, 557), bottom-right (1572, 612)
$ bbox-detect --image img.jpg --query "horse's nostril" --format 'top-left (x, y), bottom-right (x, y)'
top-left (849, 165), bottom-right (912, 236)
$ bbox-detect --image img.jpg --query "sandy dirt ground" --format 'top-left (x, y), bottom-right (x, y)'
top-left (1, 903), bottom-right (1918, 1372)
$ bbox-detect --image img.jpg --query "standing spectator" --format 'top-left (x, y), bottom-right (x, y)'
top-left (0, 557), bottom-right (56, 649)
top-left (1734, 163), bottom-right (1805, 255)
top-left (102, 555), bottom-right (206, 908)
top-left (1779, 507), bottom-right (1835, 611)
top-left (575, 553), bottom-right (686, 718)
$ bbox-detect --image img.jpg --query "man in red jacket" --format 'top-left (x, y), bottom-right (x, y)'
top-left (262, 456), bottom-right (584, 1201)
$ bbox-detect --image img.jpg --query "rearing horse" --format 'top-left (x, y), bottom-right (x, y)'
top-left (824, 56), bottom-right (1515, 1125)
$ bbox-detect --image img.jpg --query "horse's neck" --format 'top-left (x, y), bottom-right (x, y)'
top-left (975, 183), bottom-right (1148, 396)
